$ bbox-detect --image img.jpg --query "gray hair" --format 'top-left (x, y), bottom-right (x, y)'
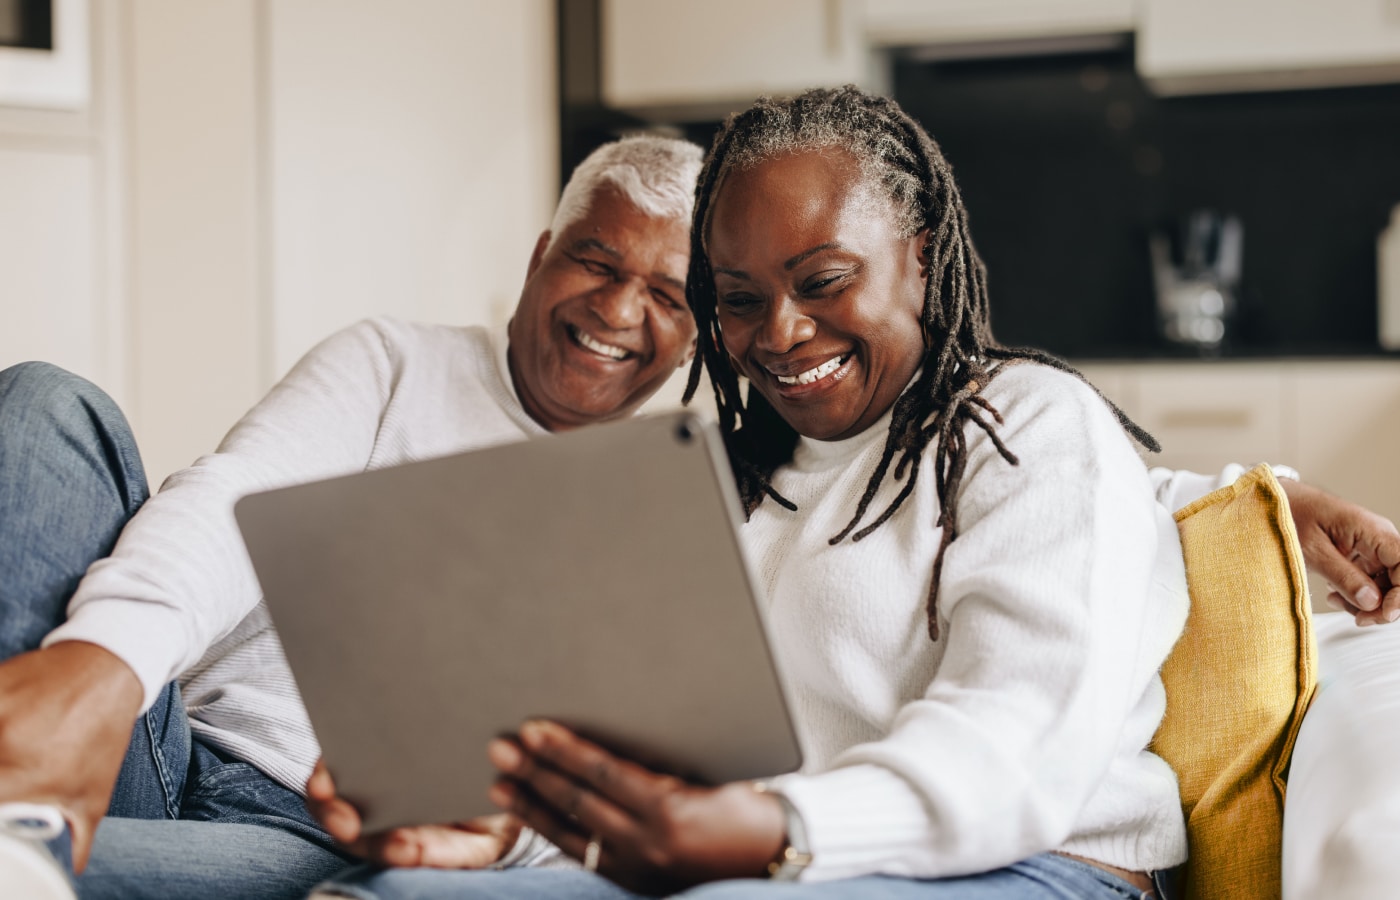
top-left (549, 135), bottom-right (704, 244)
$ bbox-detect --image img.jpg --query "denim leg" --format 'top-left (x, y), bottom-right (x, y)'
top-left (0, 362), bottom-right (185, 822)
top-left (106, 683), bottom-right (192, 821)
top-left (304, 854), bottom-right (1154, 900)
top-left (311, 866), bottom-right (642, 900)
top-left (80, 819), bottom-right (350, 900)
top-left (179, 739), bottom-right (345, 855)
top-left (0, 361), bottom-right (148, 660)
top-left (674, 855), bottom-right (1153, 900)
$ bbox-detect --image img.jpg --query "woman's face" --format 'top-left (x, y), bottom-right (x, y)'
top-left (706, 149), bottom-right (928, 441)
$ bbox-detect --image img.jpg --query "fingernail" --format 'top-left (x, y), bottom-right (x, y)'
top-left (1387, 608), bottom-right (1399, 623)
top-left (1359, 586), bottom-right (1382, 609)
top-left (488, 738), bottom-right (522, 770)
top-left (520, 720), bottom-right (547, 747)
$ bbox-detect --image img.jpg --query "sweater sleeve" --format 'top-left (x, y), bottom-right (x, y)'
top-left (1149, 463), bottom-right (1299, 513)
top-left (43, 319), bottom-right (399, 711)
top-left (771, 367), bottom-right (1188, 880)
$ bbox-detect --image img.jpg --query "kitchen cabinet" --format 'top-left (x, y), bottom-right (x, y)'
top-left (862, 0), bottom-right (1134, 47)
top-left (600, 0), bottom-right (867, 116)
top-left (1138, 0), bottom-right (1400, 94)
top-left (1076, 359), bottom-right (1400, 606)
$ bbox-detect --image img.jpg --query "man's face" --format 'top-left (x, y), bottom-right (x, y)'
top-left (508, 187), bottom-right (696, 432)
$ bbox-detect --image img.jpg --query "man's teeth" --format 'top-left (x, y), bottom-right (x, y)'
top-left (575, 329), bottom-right (628, 360)
top-left (776, 356), bottom-right (844, 386)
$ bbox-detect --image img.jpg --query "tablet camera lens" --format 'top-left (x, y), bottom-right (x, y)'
top-left (675, 420), bottom-right (696, 444)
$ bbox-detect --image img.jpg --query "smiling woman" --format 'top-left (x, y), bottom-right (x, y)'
top-left (476, 87), bottom-right (1189, 899)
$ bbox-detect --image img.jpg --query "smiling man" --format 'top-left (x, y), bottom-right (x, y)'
top-left (0, 135), bottom-right (703, 900)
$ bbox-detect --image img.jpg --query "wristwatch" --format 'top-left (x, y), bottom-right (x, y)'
top-left (753, 781), bottom-right (812, 881)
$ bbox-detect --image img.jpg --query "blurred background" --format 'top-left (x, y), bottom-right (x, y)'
top-left (3, 0), bottom-right (1400, 565)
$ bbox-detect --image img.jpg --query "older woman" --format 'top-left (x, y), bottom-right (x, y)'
top-left (311, 86), bottom-right (1187, 900)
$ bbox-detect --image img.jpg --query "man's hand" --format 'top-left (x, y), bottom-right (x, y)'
top-left (305, 760), bottom-right (521, 868)
top-left (1280, 478), bottom-right (1400, 626)
top-left (0, 641), bottom-right (142, 871)
top-left (488, 719), bottom-right (786, 895)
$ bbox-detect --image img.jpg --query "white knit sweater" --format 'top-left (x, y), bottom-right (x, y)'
top-left (756, 363), bottom-right (1191, 881)
top-left (44, 317), bottom-right (545, 795)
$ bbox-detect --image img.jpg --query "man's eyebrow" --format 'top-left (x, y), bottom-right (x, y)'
top-left (568, 238), bottom-right (622, 259)
top-left (656, 273), bottom-right (686, 291)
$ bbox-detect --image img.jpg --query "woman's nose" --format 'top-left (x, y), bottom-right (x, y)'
top-left (588, 278), bottom-right (647, 330)
top-left (755, 297), bottom-right (816, 355)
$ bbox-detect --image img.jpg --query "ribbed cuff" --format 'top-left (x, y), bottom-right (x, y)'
top-left (770, 765), bottom-right (936, 882)
top-left (42, 599), bottom-right (189, 713)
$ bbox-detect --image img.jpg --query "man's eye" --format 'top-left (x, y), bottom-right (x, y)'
top-left (578, 258), bottom-right (613, 277)
top-left (651, 289), bottom-right (682, 309)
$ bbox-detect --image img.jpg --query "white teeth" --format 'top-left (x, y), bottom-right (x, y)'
top-left (775, 355), bottom-right (844, 386)
top-left (574, 328), bottom-right (628, 360)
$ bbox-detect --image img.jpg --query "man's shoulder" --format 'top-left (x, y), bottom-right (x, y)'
top-left (351, 315), bottom-right (490, 351)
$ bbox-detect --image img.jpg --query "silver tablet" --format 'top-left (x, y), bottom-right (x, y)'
top-left (234, 411), bottom-right (802, 831)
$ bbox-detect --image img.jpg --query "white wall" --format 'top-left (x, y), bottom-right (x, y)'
top-left (0, 0), bottom-right (123, 411)
top-left (0, 0), bottom-right (559, 484)
top-left (266, 0), bottom-right (558, 376)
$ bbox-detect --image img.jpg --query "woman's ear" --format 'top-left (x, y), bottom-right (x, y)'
top-left (914, 227), bottom-right (933, 278)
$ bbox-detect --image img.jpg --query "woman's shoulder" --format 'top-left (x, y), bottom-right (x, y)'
top-left (973, 360), bottom-right (1142, 466)
top-left (980, 360), bottom-right (1114, 424)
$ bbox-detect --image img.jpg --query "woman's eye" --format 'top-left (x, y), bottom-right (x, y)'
top-left (719, 293), bottom-right (758, 312)
top-left (803, 272), bottom-right (847, 295)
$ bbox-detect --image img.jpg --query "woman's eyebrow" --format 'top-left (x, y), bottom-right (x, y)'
top-left (713, 243), bottom-right (847, 281)
top-left (784, 243), bottom-right (843, 270)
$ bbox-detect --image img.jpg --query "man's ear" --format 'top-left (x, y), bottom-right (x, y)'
top-left (680, 336), bottom-right (698, 368)
top-left (526, 231), bottom-right (551, 278)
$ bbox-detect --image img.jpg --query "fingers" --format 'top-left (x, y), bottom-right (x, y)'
top-left (518, 720), bottom-right (670, 813)
top-left (488, 778), bottom-right (594, 865)
top-left (361, 823), bottom-right (509, 869)
top-left (488, 738), bottom-right (634, 838)
top-left (302, 760), bottom-right (363, 846)
top-left (306, 759), bottom-right (335, 801)
top-left (1302, 530), bottom-right (1384, 613)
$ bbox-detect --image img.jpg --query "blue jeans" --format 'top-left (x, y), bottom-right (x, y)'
top-left (313, 853), bottom-right (1157, 899)
top-left (0, 362), bottom-right (351, 899)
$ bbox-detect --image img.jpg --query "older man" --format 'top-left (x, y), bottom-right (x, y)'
top-left (0, 134), bottom-right (704, 899)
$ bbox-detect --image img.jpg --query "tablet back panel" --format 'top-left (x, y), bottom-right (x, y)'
top-left (235, 412), bottom-right (801, 830)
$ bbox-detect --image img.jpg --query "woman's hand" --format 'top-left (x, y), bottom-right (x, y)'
top-left (306, 759), bottom-right (521, 868)
top-left (488, 720), bottom-right (786, 894)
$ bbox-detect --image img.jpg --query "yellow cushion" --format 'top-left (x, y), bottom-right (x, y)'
top-left (1151, 463), bottom-right (1317, 900)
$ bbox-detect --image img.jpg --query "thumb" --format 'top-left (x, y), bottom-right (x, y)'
top-left (1305, 534), bottom-right (1382, 611)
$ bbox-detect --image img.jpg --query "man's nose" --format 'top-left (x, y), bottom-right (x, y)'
top-left (589, 278), bottom-right (647, 330)
top-left (755, 296), bottom-right (816, 355)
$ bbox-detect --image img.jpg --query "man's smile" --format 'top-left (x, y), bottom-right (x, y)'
top-left (568, 325), bottom-right (634, 362)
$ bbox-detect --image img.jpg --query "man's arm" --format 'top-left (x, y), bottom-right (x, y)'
top-left (0, 643), bottom-right (141, 871)
top-left (1277, 477), bottom-right (1400, 626)
top-left (1151, 466), bottom-right (1400, 626)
